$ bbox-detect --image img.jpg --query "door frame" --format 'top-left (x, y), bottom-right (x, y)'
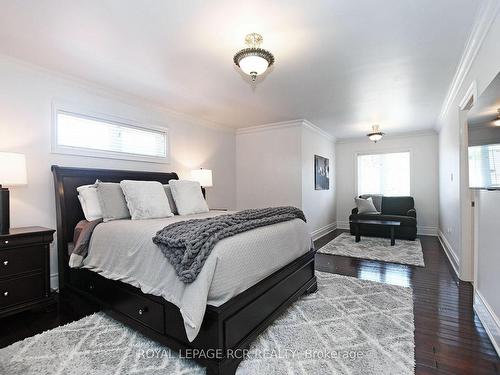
top-left (457, 80), bottom-right (477, 282)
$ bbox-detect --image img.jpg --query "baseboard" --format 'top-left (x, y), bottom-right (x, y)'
top-left (438, 230), bottom-right (460, 277)
top-left (311, 222), bottom-right (337, 241)
top-left (337, 221), bottom-right (349, 230)
top-left (474, 290), bottom-right (500, 357)
top-left (417, 226), bottom-right (438, 236)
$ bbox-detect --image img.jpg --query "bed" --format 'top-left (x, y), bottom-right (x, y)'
top-left (52, 166), bottom-right (317, 375)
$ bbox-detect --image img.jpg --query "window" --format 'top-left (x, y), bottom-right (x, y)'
top-left (53, 107), bottom-right (169, 163)
top-left (468, 143), bottom-right (500, 188)
top-left (357, 151), bottom-right (411, 196)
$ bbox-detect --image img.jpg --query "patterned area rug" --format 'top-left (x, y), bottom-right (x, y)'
top-left (0, 272), bottom-right (415, 375)
top-left (318, 233), bottom-right (425, 267)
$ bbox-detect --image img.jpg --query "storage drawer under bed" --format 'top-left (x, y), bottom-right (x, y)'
top-left (70, 269), bottom-right (165, 334)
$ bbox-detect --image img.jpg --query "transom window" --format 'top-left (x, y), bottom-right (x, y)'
top-left (53, 107), bottom-right (169, 163)
top-left (357, 151), bottom-right (411, 196)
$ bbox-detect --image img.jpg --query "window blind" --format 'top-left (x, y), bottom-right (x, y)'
top-left (56, 112), bottom-right (167, 160)
top-left (468, 144), bottom-right (500, 188)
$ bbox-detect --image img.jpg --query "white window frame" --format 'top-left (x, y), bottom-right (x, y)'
top-left (354, 148), bottom-right (414, 197)
top-left (51, 101), bottom-right (170, 164)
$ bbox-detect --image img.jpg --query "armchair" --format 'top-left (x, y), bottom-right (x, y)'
top-left (349, 196), bottom-right (417, 240)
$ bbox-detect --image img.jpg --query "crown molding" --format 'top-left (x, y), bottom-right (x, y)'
top-left (0, 53), bottom-right (235, 133)
top-left (236, 119), bottom-right (336, 141)
top-left (301, 119), bottom-right (336, 142)
top-left (436, 0), bottom-right (500, 129)
top-left (335, 129), bottom-right (437, 144)
top-left (235, 119), bottom-right (302, 135)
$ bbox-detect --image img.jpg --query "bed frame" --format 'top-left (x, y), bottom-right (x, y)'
top-left (52, 165), bottom-right (317, 375)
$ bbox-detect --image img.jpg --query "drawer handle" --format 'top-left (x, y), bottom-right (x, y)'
top-left (2, 260), bottom-right (7, 266)
top-left (3, 291), bottom-right (8, 297)
top-left (138, 307), bottom-right (148, 315)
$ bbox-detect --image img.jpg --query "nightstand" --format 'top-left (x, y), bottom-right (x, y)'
top-left (0, 227), bottom-right (55, 319)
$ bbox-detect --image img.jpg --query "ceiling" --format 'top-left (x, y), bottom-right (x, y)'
top-left (468, 72), bottom-right (500, 127)
top-left (0, 0), bottom-right (484, 138)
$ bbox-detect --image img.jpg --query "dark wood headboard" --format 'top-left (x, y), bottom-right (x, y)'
top-left (51, 165), bottom-right (179, 290)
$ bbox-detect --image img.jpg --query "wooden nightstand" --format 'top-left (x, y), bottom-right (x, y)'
top-left (0, 227), bottom-right (55, 319)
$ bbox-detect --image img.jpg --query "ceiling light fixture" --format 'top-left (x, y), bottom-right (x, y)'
top-left (367, 124), bottom-right (385, 143)
top-left (233, 33), bottom-right (275, 81)
top-left (494, 109), bottom-right (500, 127)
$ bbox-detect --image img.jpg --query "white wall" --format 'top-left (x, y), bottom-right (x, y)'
top-left (474, 190), bottom-right (500, 354)
top-left (437, 9), bottom-right (500, 268)
top-left (0, 56), bottom-right (236, 288)
top-left (236, 120), bottom-right (337, 237)
top-left (301, 125), bottom-right (336, 238)
top-left (335, 132), bottom-right (439, 235)
top-left (236, 124), bottom-right (302, 209)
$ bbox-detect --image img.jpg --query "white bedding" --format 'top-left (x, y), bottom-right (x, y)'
top-left (82, 211), bottom-right (311, 341)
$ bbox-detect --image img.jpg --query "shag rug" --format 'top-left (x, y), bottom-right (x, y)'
top-left (0, 272), bottom-right (415, 375)
top-left (318, 233), bottom-right (425, 267)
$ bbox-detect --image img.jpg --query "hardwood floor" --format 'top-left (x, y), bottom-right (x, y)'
top-left (315, 230), bottom-right (500, 375)
top-left (0, 230), bottom-right (499, 374)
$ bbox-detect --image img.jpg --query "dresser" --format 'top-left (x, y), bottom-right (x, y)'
top-left (0, 227), bottom-right (55, 318)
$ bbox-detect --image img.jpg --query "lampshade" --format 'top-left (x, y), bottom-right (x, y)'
top-left (0, 152), bottom-right (27, 186)
top-left (367, 125), bottom-right (385, 143)
top-left (191, 169), bottom-right (213, 187)
top-left (238, 55), bottom-right (270, 76)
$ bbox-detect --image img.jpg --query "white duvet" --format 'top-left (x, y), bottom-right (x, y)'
top-left (82, 211), bottom-right (311, 341)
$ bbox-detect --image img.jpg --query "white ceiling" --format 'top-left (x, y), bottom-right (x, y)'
top-left (0, 0), bottom-right (484, 138)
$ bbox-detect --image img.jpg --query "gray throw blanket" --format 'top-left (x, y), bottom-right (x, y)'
top-left (153, 206), bottom-right (306, 283)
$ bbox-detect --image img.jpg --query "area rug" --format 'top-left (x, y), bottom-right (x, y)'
top-left (318, 232), bottom-right (425, 267)
top-left (0, 272), bottom-right (415, 375)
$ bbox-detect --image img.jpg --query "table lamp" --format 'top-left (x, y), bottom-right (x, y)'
top-left (190, 168), bottom-right (213, 188)
top-left (190, 168), bottom-right (213, 200)
top-left (0, 153), bottom-right (27, 234)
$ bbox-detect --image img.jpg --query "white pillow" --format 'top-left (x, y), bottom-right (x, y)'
top-left (120, 180), bottom-right (174, 220)
top-left (355, 197), bottom-right (380, 215)
top-left (77, 181), bottom-right (102, 221)
top-left (169, 180), bottom-right (209, 215)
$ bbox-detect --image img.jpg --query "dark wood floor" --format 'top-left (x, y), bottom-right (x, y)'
top-left (316, 230), bottom-right (500, 375)
top-left (1, 230), bottom-right (499, 374)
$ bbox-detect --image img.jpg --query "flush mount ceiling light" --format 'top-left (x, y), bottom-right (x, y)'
top-left (233, 33), bottom-right (275, 81)
top-left (494, 109), bottom-right (500, 127)
top-left (367, 124), bottom-right (385, 143)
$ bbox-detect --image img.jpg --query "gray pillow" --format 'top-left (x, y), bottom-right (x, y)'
top-left (96, 181), bottom-right (130, 222)
top-left (355, 197), bottom-right (380, 215)
top-left (120, 180), bottom-right (173, 220)
top-left (360, 194), bottom-right (383, 212)
top-left (163, 184), bottom-right (178, 215)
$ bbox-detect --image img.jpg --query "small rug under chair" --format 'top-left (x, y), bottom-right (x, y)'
top-left (0, 272), bottom-right (415, 375)
top-left (318, 232), bottom-right (425, 267)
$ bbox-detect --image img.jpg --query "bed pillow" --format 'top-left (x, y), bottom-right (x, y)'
top-left (96, 181), bottom-right (131, 222)
top-left (355, 197), bottom-right (380, 214)
top-left (120, 180), bottom-right (174, 220)
top-left (163, 184), bottom-right (178, 215)
top-left (169, 180), bottom-right (209, 215)
top-left (76, 181), bottom-right (102, 221)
